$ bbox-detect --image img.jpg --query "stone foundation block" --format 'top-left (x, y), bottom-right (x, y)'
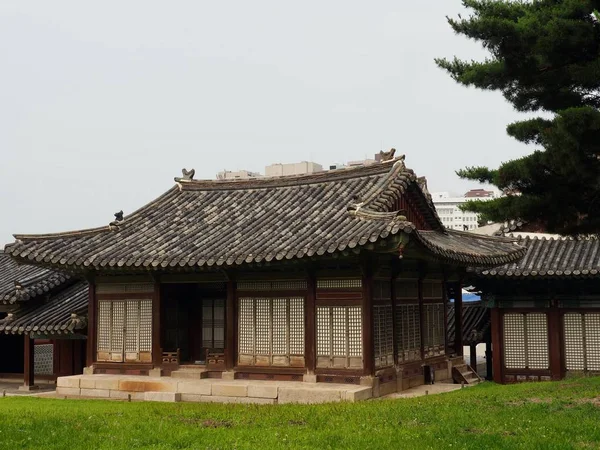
top-left (56, 387), bottom-right (81, 396)
top-left (359, 376), bottom-right (375, 387)
top-left (79, 378), bottom-right (96, 389)
top-left (109, 390), bottom-right (145, 400)
top-left (18, 385), bottom-right (39, 392)
top-left (144, 392), bottom-right (181, 402)
top-left (211, 383), bottom-right (248, 397)
top-left (83, 366), bottom-right (95, 375)
top-left (435, 369), bottom-right (449, 381)
top-left (344, 387), bottom-right (373, 402)
top-left (176, 381), bottom-right (212, 395)
top-left (302, 374), bottom-right (317, 383)
top-left (95, 379), bottom-right (120, 390)
top-left (379, 381), bottom-right (397, 397)
top-left (278, 388), bottom-right (341, 404)
top-left (80, 389), bottom-right (111, 398)
top-left (248, 384), bottom-right (279, 399)
top-left (57, 377), bottom-right (81, 388)
top-left (221, 371), bottom-right (235, 380)
top-left (409, 376), bottom-right (424, 388)
top-left (149, 368), bottom-right (162, 378)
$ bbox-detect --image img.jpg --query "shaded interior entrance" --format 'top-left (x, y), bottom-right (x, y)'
top-left (161, 284), bottom-right (226, 364)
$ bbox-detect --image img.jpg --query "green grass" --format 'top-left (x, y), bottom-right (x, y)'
top-left (1, 378), bottom-right (600, 449)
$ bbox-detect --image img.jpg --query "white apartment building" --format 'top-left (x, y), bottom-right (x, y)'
top-left (216, 169), bottom-right (262, 180)
top-left (432, 190), bottom-right (498, 231)
top-left (265, 161), bottom-right (323, 177)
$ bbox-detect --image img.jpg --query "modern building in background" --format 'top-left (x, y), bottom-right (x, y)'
top-left (265, 161), bottom-right (323, 177)
top-left (216, 170), bottom-right (262, 180)
top-left (432, 189), bottom-right (498, 231)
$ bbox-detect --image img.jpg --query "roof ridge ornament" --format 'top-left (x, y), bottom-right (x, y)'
top-left (379, 148), bottom-right (396, 162)
top-left (182, 168), bottom-right (195, 181)
top-left (109, 210), bottom-right (124, 229)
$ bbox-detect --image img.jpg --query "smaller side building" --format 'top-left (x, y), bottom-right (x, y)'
top-left (471, 236), bottom-right (600, 383)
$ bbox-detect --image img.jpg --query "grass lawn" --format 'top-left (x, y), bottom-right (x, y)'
top-left (1, 378), bottom-right (600, 449)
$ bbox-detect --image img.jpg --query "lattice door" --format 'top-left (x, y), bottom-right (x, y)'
top-left (316, 305), bottom-right (362, 369)
top-left (564, 313), bottom-right (600, 371)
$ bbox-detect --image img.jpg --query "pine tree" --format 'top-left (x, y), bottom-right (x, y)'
top-left (436, 0), bottom-right (600, 234)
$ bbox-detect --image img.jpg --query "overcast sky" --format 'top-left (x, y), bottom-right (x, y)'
top-left (0, 1), bottom-right (534, 246)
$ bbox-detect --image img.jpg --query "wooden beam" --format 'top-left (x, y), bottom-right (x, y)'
top-left (485, 339), bottom-right (493, 381)
top-left (305, 270), bottom-right (316, 374)
top-left (152, 282), bottom-right (162, 368)
top-left (86, 282), bottom-right (96, 368)
top-left (23, 335), bottom-right (34, 387)
top-left (225, 280), bottom-right (236, 370)
top-left (490, 307), bottom-right (504, 383)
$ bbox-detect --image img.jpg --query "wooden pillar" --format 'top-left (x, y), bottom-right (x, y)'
top-left (548, 301), bottom-right (563, 380)
top-left (23, 335), bottom-right (35, 387)
top-left (305, 271), bottom-right (316, 374)
top-left (152, 282), bottom-right (162, 367)
top-left (418, 277), bottom-right (425, 361)
top-left (442, 276), bottom-right (449, 356)
top-left (490, 307), bottom-right (504, 383)
top-left (390, 274), bottom-right (398, 364)
top-left (469, 343), bottom-right (477, 371)
top-left (454, 282), bottom-right (464, 357)
top-left (86, 281), bottom-right (96, 368)
top-left (225, 280), bottom-right (236, 370)
top-left (362, 267), bottom-right (375, 376)
top-left (485, 338), bottom-right (493, 381)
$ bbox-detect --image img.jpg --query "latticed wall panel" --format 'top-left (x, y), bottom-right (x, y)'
top-left (395, 303), bottom-right (421, 362)
top-left (237, 297), bottom-right (305, 367)
top-left (503, 313), bottom-right (548, 370)
top-left (374, 304), bottom-right (394, 368)
top-left (316, 306), bottom-right (363, 369)
top-left (97, 298), bottom-right (152, 363)
top-left (317, 279), bottom-right (362, 289)
top-left (564, 313), bottom-right (600, 372)
top-left (34, 344), bottom-right (54, 376)
top-left (201, 299), bottom-right (225, 349)
top-left (423, 303), bottom-right (445, 358)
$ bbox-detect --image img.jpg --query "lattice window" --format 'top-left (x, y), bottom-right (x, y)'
top-left (316, 307), bottom-right (331, 356)
top-left (395, 303), bottom-right (421, 362)
top-left (237, 281), bottom-right (307, 291)
top-left (395, 280), bottom-right (418, 299)
top-left (237, 297), bottom-right (305, 366)
top-left (96, 283), bottom-right (154, 294)
top-left (503, 313), bottom-right (548, 369)
top-left (34, 344), bottom-right (53, 375)
top-left (422, 281), bottom-right (443, 299)
top-left (202, 298), bottom-right (226, 349)
top-left (238, 298), bottom-right (254, 355)
top-left (316, 306), bottom-right (363, 368)
top-left (564, 313), bottom-right (600, 372)
top-left (374, 304), bottom-right (394, 367)
top-left (317, 279), bottom-right (362, 289)
top-left (373, 281), bottom-right (392, 302)
top-left (424, 303), bottom-right (445, 358)
top-left (97, 299), bottom-right (152, 363)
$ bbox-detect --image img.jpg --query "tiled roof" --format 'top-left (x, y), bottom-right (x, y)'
top-left (4, 158), bottom-right (525, 272)
top-left (480, 236), bottom-right (600, 278)
top-left (447, 301), bottom-right (490, 345)
top-left (0, 282), bottom-right (88, 335)
top-left (0, 251), bottom-right (70, 304)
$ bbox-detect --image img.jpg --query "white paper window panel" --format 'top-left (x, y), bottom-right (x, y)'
top-left (316, 307), bottom-right (331, 355)
top-left (255, 298), bottom-right (271, 355)
top-left (238, 298), bottom-right (255, 355)
top-left (564, 313), bottom-right (600, 371)
top-left (97, 301), bottom-right (112, 351)
top-left (237, 281), bottom-right (307, 290)
top-left (289, 297), bottom-right (305, 355)
top-left (111, 301), bottom-right (126, 353)
top-left (585, 314), bottom-right (600, 371)
top-left (564, 313), bottom-right (584, 370)
top-left (125, 301), bottom-right (140, 353)
top-left (526, 313), bottom-right (549, 369)
top-left (332, 307), bottom-right (347, 355)
top-left (348, 307), bottom-right (362, 357)
top-left (272, 298), bottom-right (288, 355)
top-left (139, 300), bottom-right (153, 352)
top-left (503, 314), bottom-right (526, 369)
top-left (317, 279), bottom-right (362, 289)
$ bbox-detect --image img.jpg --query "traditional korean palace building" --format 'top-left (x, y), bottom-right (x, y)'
top-left (4, 157), bottom-right (525, 398)
top-left (0, 251), bottom-right (87, 388)
top-left (472, 236), bottom-right (600, 384)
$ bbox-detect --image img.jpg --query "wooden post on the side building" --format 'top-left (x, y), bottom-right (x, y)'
top-left (469, 343), bottom-right (477, 372)
top-left (21, 335), bottom-right (36, 390)
top-left (362, 261), bottom-right (375, 377)
top-left (490, 307), bottom-right (504, 383)
top-left (454, 282), bottom-right (464, 357)
top-left (305, 270), bottom-right (316, 377)
top-left (152, 281), bottom-right (162, 369)
top-left (225, 279), bottom-right (236, 371)
top-left (86, 281), bottom-right (96, 369)
top-left (548, 300), bottom-right (563, 381)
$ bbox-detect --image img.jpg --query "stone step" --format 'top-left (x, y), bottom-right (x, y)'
top-left (171, 370), bottom-right (207, 379)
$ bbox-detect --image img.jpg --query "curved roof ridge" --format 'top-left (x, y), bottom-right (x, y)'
top-left (175, 159), bottom-right (397, 191)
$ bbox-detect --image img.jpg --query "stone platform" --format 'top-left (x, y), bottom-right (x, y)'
top-left (56, 374), bottom-right (373, 404)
